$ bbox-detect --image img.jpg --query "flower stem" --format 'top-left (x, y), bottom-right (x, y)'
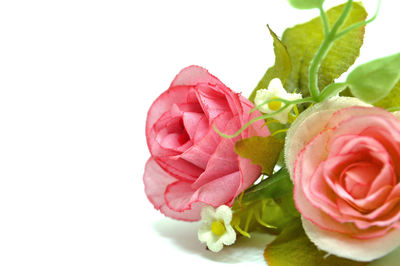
top-left (308, 0), bottom-right (354, 102)
top-left (335, 0), bottom-right (381, 40)
top-left (319, 6), bottom-right (329, 36)
top-left (214, 109), bottom-right (289, 139)
top-left (250, 97), bottom-right (314, 113)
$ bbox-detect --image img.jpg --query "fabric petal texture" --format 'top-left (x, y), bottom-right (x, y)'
top-left (285, 97), bottom-right (400, 261)
top-left (144, 66), bottom-right (269, 221)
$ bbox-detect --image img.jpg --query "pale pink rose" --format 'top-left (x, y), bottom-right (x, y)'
top-left (285, 97), bottom-right (400, 261)
top-left (144, 66), bottom-right (269, 221)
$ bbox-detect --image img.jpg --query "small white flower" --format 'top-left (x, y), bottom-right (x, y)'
top-left (197, 205), bottom-right (236, 252)
top-left (254, 78), bottom-right (302, 124)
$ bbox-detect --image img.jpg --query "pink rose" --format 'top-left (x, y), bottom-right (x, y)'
top-left (285, 97), bottom-right (400, 261)
top-left (144, 66), bottom-right (269, 221)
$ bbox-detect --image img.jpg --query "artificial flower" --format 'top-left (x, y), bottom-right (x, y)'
top-left (143, 66), bottom-right (269, 221)
top-left (285, 96), bottom-right (400, 262)
top-left (198, 205), bottom-right (236, 252)
top-left (254, 78), bottom-right (302, 124)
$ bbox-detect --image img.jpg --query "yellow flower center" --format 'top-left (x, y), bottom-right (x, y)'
top-left (268, 98), bottom-right (282, 111)
top-left (211, 220), bottom-right (226, 236)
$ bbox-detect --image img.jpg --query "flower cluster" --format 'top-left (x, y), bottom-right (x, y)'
top-left (143, 0), bottom-right (400, 265)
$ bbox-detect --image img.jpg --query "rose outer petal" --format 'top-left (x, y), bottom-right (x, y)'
top-left (302, 217), bottom-right (400, 262)
top-left (164, 172), bottom-right (241, 212)
top-left (143, 158), bottom-right (202, 221)
top-left (285, 97), bottom-right (370, 178)
top-left (170, 65), bottom-right (223, 88)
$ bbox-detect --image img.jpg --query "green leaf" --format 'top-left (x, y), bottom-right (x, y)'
top-left (282, 3), bottom-right (367, 96)
top-left (231, 169), bottom-right (298, 234)
top-left (242, 168), bottom-right (293, 203)
top-left (288, 0), bottom-right (324, 10)
top-left (347, 53), bottom-right (400, 104)
top-left (249, 26), bottom-right (291, 102)
top-left (319, 82), bottom-right (348, 101)
top-left (243, 168), bottom-right (299, 229)
top-left (264, 219), bottom-right (368, 266)
top-left (375, 80), bottom-right (400, 109)
top-left (234, 136), bottom-right (284, 176)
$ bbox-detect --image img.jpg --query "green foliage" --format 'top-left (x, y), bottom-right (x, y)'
top-left (319, 82), bottom-right (348, 101)
top-left (234, 136), bottom-right (283, 176)
top-left (347, 53), bottom-right (400, 103)
top-left (288, 0), bottom-right (324, 10)
top-left (231, 168), bottom-right (299, 236)
top-left (264, 219), bottom-right (368, 266)
top-left (282, 3), bottom-right (367, 96)
top-left (249, 26), bottom-right (291, 102)
top-left (241, 168), bottom-right (293, 204)
top-left (267, 120), bottom-right (288, 141)
top-left (375, 80), bottom-right (400, 109)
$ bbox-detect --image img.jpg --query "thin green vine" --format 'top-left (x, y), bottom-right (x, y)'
top-left (308, 0), bottom-right (354, 101)
top-left (215, 0), bottom-right (382, 139)
top-left (214, 97), bottom-right (314, 139)
top-left (318, 5), bottom-right (329, 36)
top-left (312, 0), bottom-right (381, 102)
top-left (334, 0), bottom-right (381, 40)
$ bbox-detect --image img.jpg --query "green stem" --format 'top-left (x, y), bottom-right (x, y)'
top-left (319, 6), bottom-right (329, 36)
top-left (308, 38), bottom-right (334, 101)
top-left (214, 108), bottom-right (289, 139)
top-left (335, 0), bottom-right (381, 40)
top-left (330, 0), bottom-right (354, 34)
top-left (308, 0), bottom-right (354, 102)
top-left (215, 97), bottom-right (314, 139)
top-left (250, 97), bottom-right (314, 113)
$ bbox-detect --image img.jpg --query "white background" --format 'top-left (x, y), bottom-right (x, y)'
top-left (0, 0), bottom-right (399, 265)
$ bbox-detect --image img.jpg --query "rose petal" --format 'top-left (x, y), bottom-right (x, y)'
top-left (143, 158), bottom-right (202, 221)
top-left (346, 197), bottom-right (400, 229)
top-left (182, 112), bottom-right (207, 140)
top-left (294, 133), bottom-right (355, 235)
top-left (387, 184), bottom-right (400, 201)
top-left (237, 156), bottom-right (262, 196)
top-left (146, 86), bottom-right (190, 136)
top-left (327, 110), bottom-right (400, 177)
top-left (192, 137), bottom-right (238, 189)
top-left (285, 97), bottom-right (369, 178)
top-left (155, 157), bottom-right (202, 182)
top-left (195, 83), bottom-right (231, 121)
top-left (164, 172), bottom-right (241, 211)
top-left (334, 182), bottom-right (392, 212)
top-left (302, 217), bottom-right (400, 262)
top-left (170, 65), bottom-right (222, 87)
top-left (178, 112), bottom-right (231, 170)
top-left (325, 106), bottom-right (400, 132)
top-left (336, 185), bottom-right (393, 219)
top-left (308, 163), bottom-right (340, 216)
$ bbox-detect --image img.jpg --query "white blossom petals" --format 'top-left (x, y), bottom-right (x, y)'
top-left (254, 78), bottom-right (302, 124)
top-left (197, 205), bottom-right (237, 252)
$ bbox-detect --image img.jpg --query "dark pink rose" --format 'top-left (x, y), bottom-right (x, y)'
top-left (144, 66), bottom-right (269, 221)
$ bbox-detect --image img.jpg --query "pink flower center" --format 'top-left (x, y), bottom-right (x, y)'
top-left (177, 129), bottom-right (190, 145)
top-left (159, 117), bottom-right (190, 149)
top-left (340, 162), bottom-right (380, 199)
